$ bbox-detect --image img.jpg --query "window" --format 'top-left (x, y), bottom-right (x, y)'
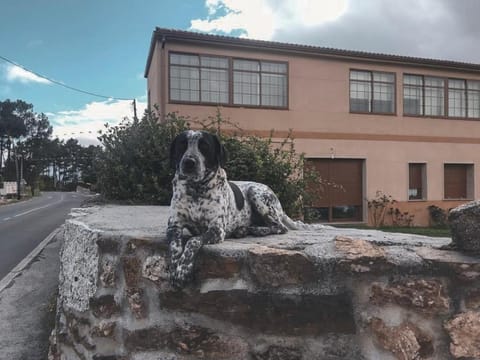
top-left (233, 59), bottom-right (287, 107)
top-left (409, 163), bottom-right (426, 200)
top-left (170, 53), bottom-right (229, 104)
top-left (169, 52), bottom-right (288, 108)
top-left (350, 70), bottom-right (395, 114)
top-left (404, 75), bottom-right (445, 116)
top-left (404, 74), bottom-right (480, 118)
top-left (448, 79), bottom-right (480, 118)
top-left (444, 164), bottom-right (474, 199)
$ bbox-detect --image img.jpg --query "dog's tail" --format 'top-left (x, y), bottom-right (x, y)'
top-left (281, 214), bottom-right (329, 231)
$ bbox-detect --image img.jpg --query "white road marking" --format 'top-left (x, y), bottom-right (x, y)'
top-left (0, 227), bottom-right (62, 294)
top-left (1, 194), bottom-right (65, 222)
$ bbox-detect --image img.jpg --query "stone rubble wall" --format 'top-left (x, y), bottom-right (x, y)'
top-left (49, 205), bottom-right (480, 360)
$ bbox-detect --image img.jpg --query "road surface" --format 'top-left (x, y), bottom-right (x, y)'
top-left (0, 191), bottom-right (89, 280)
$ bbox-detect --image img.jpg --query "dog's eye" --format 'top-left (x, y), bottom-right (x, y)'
top-left (177, 139), bottom-right (187, 152)
top-left (198, 139), bottom-right (210, 153)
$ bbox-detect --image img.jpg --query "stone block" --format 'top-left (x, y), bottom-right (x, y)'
top-left (196, 252), bottom-right (243, 280)
top-left (449, 200), bottom-right (480, 253)
top-left (90, 295), bottom-right (120, 319)
top-left (124, 324), bottom-right (250, 359)
top-left (252, 345), bottom-right (302, 360)
top-left (99, 256), bottom-right (117, 288)
top-left (122, 256), bottom-right (142, 287)
top-left (370, 317), bottom-right (433, 360)
top-left (335, 236), bottom-right (390, 273)
top-left (160, 289), bottom-right (355, 335)
top-left (91, 321), bottom-right (116, 338)
top-left (247, 246), bottom-right (316, 287)
top-left (465, 289), bottom-right (480, 310)
top-left (142, 255), bottom-right (169, 285)
top-left (96, 236), bottom-right (120, 254)
top-left (444, 311), bottom-right (480, 359)
top-left (126, 287), bottom-right (147, 319)
top-left (370, 279), bottom-right (450, 315)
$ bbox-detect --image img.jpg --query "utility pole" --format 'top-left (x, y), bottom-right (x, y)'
top-left (133, 99), bottom-right (138, 120)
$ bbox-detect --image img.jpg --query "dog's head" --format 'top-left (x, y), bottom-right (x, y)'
top-left (170, 130), bottom-right (226, 182)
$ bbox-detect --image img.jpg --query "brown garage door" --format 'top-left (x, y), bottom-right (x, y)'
top-left (305, 159), bottom-right (363, 222)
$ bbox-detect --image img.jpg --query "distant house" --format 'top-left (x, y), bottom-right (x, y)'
top-left (145, 27), bottom-right (480, 226)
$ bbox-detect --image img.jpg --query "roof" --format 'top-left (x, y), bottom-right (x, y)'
top-left (144, 27), bottom-right (480, 78)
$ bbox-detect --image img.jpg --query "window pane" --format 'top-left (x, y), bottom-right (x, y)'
top-left (425, 77), bottom-right (444, 87)
top-left (170, 53), bottom-right (199, 66)
top-left (261, 73), bottom-right (287, 107)
top-left (200, 56), bottom-right (228, 69)
top-left (404, 85), bottom-right (423, 115)
top-left (425, 86), bottom-right (444, 116)
top-left (261, 62), bottom-right (287, 73)
top-left (449, 79), bottom-right (465, 89)
top-left (373, 82), bottom-right (394, 113)
top-left (233, 71), bottom-right (260, 105)
top-left (170, 65), bottom-right (199, 102)
top-left (373, 72), bottom-right (394, 82)
top-left (404, 75), bottom-right (422, 86)
top-left (350, 81), bottom-right (371, 112)
top-left (201, 69), bottom-right (228, 104)
top-left (233, 59), bottom-right (260, 71)
top-left (467, 80), bottom-right (480, 90)
top-left (444, 164), bottom-right (468, 199)
top-left (448, 88), bottom-right (466, 117)
top-left (468, 90), bottom-right (480, 118)
top-left (350, 70), bottom-right (370, 81)
top-left (409, 163), bottom-right (425, 200)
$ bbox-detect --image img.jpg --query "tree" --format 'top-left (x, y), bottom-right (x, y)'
top-left (0, 99), bottom-right (29, 175)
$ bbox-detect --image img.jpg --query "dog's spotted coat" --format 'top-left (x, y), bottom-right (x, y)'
top-left (167, 130), bottom-right (306, 287)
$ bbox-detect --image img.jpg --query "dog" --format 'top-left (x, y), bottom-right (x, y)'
top-left (167, 130), bottom-right (307, 287)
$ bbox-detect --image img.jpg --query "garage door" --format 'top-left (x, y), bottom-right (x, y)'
top-left (305, 159), bottom-right (364, 222)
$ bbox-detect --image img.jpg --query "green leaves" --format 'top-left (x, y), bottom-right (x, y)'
top-left (96, 110), bottom-right (309, 217)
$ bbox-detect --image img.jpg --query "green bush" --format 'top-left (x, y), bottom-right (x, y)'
top-left (96, 110), bottom-right (319, 217)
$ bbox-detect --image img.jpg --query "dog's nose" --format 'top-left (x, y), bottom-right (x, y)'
top-left (182, 158), bottom-right (196, 172)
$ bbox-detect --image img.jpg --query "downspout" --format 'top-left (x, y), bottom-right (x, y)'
top-left (159, 35), bottom-right (167, 122)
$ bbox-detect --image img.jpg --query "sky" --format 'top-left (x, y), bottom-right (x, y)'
top-left (1, 0), bottom-right (480, 145)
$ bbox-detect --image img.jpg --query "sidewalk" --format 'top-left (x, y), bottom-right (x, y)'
top-left (0, 231), bottom-right (61, 360)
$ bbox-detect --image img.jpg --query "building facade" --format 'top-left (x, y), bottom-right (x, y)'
top-left (145, 28), bottom-right (480, 226)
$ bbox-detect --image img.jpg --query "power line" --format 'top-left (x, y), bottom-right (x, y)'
top-left (0, 55), bottom-right (133, 101)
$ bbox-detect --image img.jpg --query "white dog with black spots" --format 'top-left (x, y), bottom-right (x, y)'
top-left (167, 130), bottom-right (318, 287)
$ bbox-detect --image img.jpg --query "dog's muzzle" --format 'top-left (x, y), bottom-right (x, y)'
top-left (180, 156), bottom-right (197, 175)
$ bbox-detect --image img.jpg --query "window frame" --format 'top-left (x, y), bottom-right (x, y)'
top-left (443, 163), bottom-right (474, 200)
top-left (349, 69), bottom-right (396, 115)
top-left (408, 163), bottom-right (427, 201)
top-left (403, 73), bottom-right (480, 120)
top-left (168, 51), bottom-right (289, 110)
top-left (169, 52), bottom-right (230, 105)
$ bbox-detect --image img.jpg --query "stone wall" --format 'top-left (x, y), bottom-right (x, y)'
top-left (50, 205), bottom-right (480, 360)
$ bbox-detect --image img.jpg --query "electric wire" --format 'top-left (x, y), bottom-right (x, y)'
top-left (0, 55), bottom-right (133, 101)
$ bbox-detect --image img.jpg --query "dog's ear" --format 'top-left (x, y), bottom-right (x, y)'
top-left (213, 134), bottom-right (226, 168)
top-left (169, 132), bottom-right (187, 170)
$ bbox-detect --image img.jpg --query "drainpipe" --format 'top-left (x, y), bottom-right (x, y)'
top-left (159, 35), bottom-right (167, 122)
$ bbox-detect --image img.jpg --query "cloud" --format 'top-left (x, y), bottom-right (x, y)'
top-left (190, 0), bottom-right (480, 64)
top-left (49, 99), bottom-right (147, 146)
top-left (4, 63), bottom-right (51, 84)
top-left (190, 0), bottom-right (348, 39)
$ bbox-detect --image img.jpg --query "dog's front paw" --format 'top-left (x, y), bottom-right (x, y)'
top-left (169, 264), bottom-right (193, 288)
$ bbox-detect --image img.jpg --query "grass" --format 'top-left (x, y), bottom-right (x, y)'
top-left (332, 224), bottom-right (451, 238)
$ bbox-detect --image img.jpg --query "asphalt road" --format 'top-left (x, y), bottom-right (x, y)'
top-left (0, 191), bottom-right (89, 280)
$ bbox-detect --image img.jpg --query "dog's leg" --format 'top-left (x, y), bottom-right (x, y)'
top-left (171, 224), bottom-right (226, 287)
top-left (246, 188), bottom-right (289, 236)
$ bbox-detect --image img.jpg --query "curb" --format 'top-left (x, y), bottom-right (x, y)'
top-left (0, 226), bottom-right (62, 294)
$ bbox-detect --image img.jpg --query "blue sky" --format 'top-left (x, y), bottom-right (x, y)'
top-left (1, 0), bottom-right (479, 144)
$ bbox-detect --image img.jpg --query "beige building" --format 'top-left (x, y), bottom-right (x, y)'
top-left (145, 28), bottom-right (480, 226)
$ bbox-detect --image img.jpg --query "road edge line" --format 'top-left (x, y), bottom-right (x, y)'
top-left (0, 226), bottom-right (62, 294)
